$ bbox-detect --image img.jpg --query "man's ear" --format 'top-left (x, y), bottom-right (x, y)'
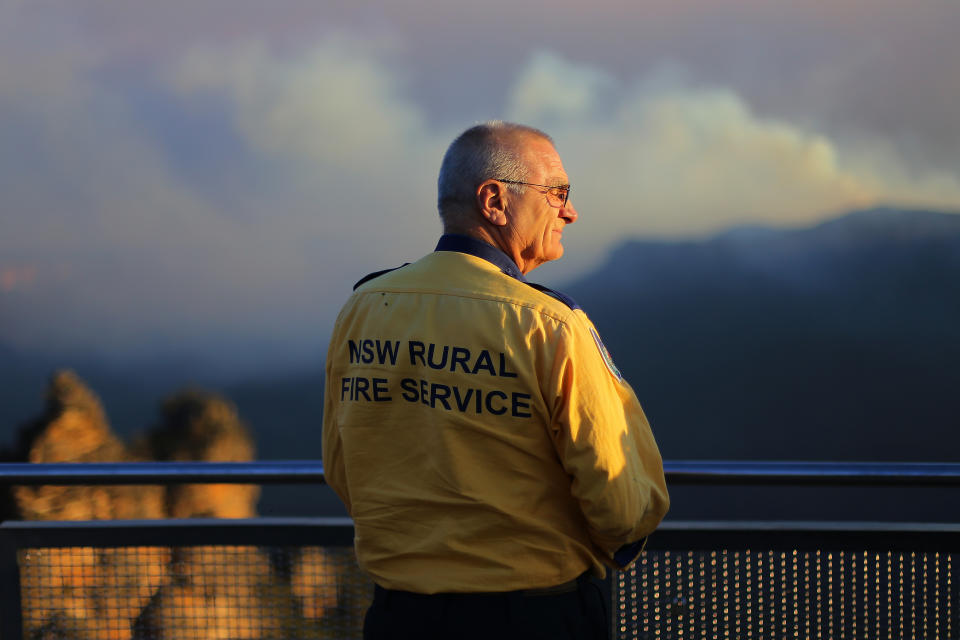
top-left (476, 180), bottom-right (508, 227)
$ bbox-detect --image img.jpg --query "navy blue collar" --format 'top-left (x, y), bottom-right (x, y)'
top-left (435, 234), bottom-right (527, 282)
top-left (433, 233), bottom-right (580, 310)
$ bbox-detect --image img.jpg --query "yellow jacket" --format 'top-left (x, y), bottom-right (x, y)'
top-left (323, 235), bottom-right (669, 593)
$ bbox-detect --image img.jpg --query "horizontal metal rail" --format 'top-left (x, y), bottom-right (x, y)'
top-left (649, 520), bottom-right (960, 552)
top-left (2, 517), bottom-right (957, 553)
top-left (0, 516), bottom-right (356, 548)
top-left (0, 461), bottom-right (327, 485)
top-left (664, 460), bottom-right (960, 486)
top-left (1, 460), bottom-right (959, 486)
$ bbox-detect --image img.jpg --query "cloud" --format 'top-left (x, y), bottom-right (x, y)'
top-left (2, 27), bottom-right (959, 373)
top-left (506, 51), bottom-right (616, 125)
top-left (170, 35), bottom-right (427, 172)
top-left (503, 52), bottom-right (960, 273)
top-left (0, 31), bottom-right (451, 371)
top-left (166, 34), bottom-right (448, 253)
top-left (0, 34), bottom-right (319, 361)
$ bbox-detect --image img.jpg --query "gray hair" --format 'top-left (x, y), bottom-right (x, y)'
top-left (437, 121), bottom-right (553, 215)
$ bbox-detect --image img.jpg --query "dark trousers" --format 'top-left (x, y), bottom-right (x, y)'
top-left (363, 574), bottom-right (610, 640)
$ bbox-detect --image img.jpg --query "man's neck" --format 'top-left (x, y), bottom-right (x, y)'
top-left (443, 226), bottom-right (528, 274)
top-left (436, 233), bottom-right (527, 282)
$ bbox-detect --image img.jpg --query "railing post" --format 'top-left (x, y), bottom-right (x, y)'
top-left (0, 525), bottom-right (24, 640)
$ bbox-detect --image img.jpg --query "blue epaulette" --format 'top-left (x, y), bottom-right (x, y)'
top-left (353, 264), bottom-right (409, 291)
top-left (526, 282), bottom-right (581, 311)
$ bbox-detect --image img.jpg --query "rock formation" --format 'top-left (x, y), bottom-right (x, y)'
top-left (132, 546), bottom-right (295, 640)
top-left (20, 545), bottom-right (172, 640)
top-left (290, 547), bottom-right (372, 639)
top-left (5, 372), bottom-right (359, 640)
top-left (10, 371), bottom-right (169, 640)
top-left (291, 548), bottom-right (343, 621)
top-left (11, 370), bottom-right (165, 521)
top-left (135, 389), bottom-right (260, 519)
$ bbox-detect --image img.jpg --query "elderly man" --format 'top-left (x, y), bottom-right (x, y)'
top-left (323, 121), bottom-right (669, 639)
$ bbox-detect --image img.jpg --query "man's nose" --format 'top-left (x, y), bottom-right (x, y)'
top-left (561, 200), bottom-right (578, 224)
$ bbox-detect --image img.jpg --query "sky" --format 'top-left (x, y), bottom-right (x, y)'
top-left (2, 0), bottom-right (959, 378)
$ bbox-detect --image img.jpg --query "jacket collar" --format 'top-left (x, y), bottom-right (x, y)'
top-left (434, 234), bottom-right (527, 282)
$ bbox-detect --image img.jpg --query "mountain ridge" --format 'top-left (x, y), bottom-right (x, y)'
top-left (565, 206), bottom-right (960, 463)
top-left (3, 206), bottom-right (958, 464)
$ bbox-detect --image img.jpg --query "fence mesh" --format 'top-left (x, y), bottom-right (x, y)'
top-left (616, 549), bottom-right (957, 640)
top-left (16, 542), bottom-right (960, 639)
top-left (17, 544), bottom-right (371, 640)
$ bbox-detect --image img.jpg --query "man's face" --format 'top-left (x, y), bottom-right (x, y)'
top-left (506, 136), bottom-right (578, 273)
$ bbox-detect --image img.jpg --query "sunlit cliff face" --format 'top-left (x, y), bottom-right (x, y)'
top-left (10, 371), bottom-right (259, 522)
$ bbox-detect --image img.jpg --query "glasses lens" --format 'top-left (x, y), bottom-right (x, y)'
top-left (550, 187), bottom-right (569, 207)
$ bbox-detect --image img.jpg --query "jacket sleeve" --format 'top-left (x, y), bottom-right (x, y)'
top-left (322, 322), bottom-right (353, 516)
top-left (546, 312), bottom-right (669, 569)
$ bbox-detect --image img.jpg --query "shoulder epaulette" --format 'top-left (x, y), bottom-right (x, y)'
top-left (353, 263), bottom-right (410, 290)
top-left (526, 282), bottom-right (581, 310)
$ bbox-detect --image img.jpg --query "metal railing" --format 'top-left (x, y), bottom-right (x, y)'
top-left (1, 460), bottom-right (959, 639)
top-left (3, 459), bottom-right (960, 486)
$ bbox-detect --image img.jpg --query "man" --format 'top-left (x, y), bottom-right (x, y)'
top-left (323, 122), bottom-right (669, 639)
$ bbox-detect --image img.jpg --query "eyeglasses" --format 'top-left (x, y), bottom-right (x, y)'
top-left (496, 179), bottom-right (571, 208)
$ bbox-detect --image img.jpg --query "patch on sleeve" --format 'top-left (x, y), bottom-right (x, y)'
top-left (589, 327), bottom-right (623, 381)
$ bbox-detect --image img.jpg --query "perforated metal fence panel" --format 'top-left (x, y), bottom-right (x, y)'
top-left (613, 521), bottom-right (960, 640)
top-left (616, 549), bottom-right (956, 640)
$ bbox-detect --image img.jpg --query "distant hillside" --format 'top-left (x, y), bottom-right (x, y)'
top-left (0, 365), bottom-right (334, 517)
top-left (0, 343), bottom-right (325, 452)
top-left (565, 207), bottom-right (960, 462)
top-left (3, 206), bottom-right (959, 504)
top-left (0, 345), bottom-right (205, 441)
top-left (0, 343), bottom-right (51, 439)
top-left (2, 206), bottom-right (959, 521)
top-left (0, 352), bottom-right (325, 461)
